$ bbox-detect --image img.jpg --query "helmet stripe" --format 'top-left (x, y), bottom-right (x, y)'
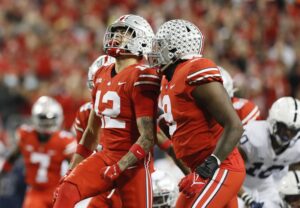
top-left (293, 170), bottom-right (299, 184)
top-left (293, 98), bottom-right (298, 123)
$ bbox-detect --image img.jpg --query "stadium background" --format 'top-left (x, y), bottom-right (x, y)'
top-left (0, 0), bottom-right (299, 207)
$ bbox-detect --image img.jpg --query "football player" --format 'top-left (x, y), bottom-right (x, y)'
top-left (278, 170), bottom-right (300, 207)
top-left (53, 14), bottom-right (161, 208)
top-left (238, 97), bottom-right (300, 207)
top-left (147, 19), bottom-right (245, 207)
top-left (69, 55), bottom-right (188, 207)
top-left (70, 54), bottom-right (122, 208)
top-left (0, 96), bottom-right (76, 208)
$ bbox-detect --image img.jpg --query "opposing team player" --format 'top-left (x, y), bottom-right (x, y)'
top-left (148, 19), bottom-right (245, 207)
top-left (238, 97), bottom-right (300, 207)
top-left (0, 96), bottom-right (76, 208)
top-left (219, 67), bottom-right (261, 125)
top-left (53, 14), bottom-right (161, 208)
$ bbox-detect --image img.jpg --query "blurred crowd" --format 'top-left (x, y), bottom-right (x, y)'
top-left (0, 0), bottom-right (300, 137)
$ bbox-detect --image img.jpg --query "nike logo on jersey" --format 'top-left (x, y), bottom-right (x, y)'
top-left (170, 84), bottom-right (175, 89)
top-left (118, 81), bottom-right (126, 85)
top-left (136, 150), bottom-right (143, 155)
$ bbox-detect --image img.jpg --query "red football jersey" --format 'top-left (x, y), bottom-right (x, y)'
top-left (17, 125), bottom-right (76, 189)
top-left (232, 97), bottom-right (261, 125)
top-left (160, 58), bottom-right (244, 171)
top-left (91, 63), bottom-right (160, 161)
top-left (73, 102), bottom-right (93, 143)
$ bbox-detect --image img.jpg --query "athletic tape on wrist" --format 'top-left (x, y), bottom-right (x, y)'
top-left (129, 144), bottom-right (146, 160)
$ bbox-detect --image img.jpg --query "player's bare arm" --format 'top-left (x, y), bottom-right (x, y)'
top-left (118, 116), bottom-right (155, 171)
top-left (192, 81), bottom-right (243, 162)
top-left (69, 110), bottom-right (101, 169)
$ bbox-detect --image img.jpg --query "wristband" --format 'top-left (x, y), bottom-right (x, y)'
top-left (76, 144), bottom-right (93, 158)
top-left (159, 139), bottom-right (172, 150)
top-left (129, 144), bottom-right (146, 160)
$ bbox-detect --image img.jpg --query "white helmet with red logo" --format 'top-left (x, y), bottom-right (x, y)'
top-left (31, 96), bottom-right (63, 133)
top-left (103, 14), bottom-right (154, 57)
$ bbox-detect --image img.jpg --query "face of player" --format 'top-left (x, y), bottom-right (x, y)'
top-left (110, 26), bottom-right (135, 49)
top-left (275, 122), bottom-right (299, 145)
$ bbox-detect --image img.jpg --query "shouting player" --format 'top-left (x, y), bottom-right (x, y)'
top-left (70, 54), bottom-right (122, 208)
top-left (53, 14), bottom-right (160, 208)
top-left (148, 19), bottom-right (245, 207)
top-left (0, 96), bottom-right (76, 208)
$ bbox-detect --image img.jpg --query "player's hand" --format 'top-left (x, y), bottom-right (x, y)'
top-left (178, 172), bottom-right (208, 198)
top-left (100, 164), bottom-right (122, 182)
top-left (241, 192), bottom-right (264, 208)
top-left (195, 155), bottom-right (220, 179)
top-left (53, 169), bottom-right (72, 204)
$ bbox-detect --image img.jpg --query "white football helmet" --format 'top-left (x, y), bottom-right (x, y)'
top-left (218, 66), bottom-right (235, 97)
top-left (278, 171), bottom-right (300, 207)
top-left (87, 55), bottom-right (115, 90)
top-left (152, 169), bottom-right (178, 208)
top-left (148, 19), bottom-right (204, 70)
top-left (103, 14), bottom-right (154, 57)
top-left (31, 96), bottom-right (63, 133)
top-left (268, 97), bottom-right (300, 147)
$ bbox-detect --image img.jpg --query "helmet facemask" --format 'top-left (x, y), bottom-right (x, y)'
top-left (148, 38), bottom-right (180, 72)
top-left (268, 97), bottom-right (300, 151)
top-left (31, 96), bottom-right (63, 134)
top-left (271, 122), bottom-right (299, 149)
top-left (104, 26), bottom-right (137, 57)
top-left (153, 190), bottom-right (176, 208)
top-left (103, 15), bottom-right (154, 58)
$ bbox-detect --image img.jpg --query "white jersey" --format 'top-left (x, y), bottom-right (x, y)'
top-left (239, 120), bottom-right (300, 207)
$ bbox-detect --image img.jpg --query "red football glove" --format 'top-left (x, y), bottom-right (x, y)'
top-left (53, 169), bottom-right (72, 204)
top-left (178, 172), bottom-right (208, 198)
top-left (100, 164), bottom-right (122, 182)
